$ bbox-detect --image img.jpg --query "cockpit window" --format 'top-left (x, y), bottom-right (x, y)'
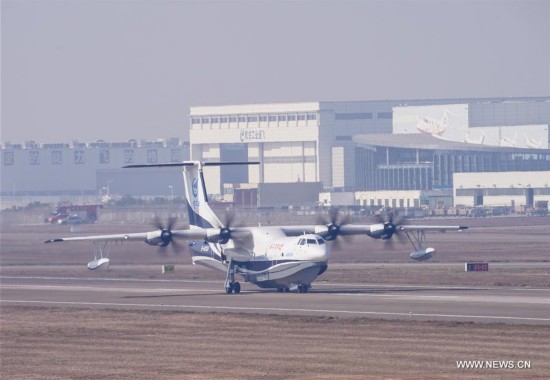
top-left (298, 239), bottom-right (305, 245)
top-left (306, 239), bottom-right (317, 245)
top-left (317, 238), bottom-right (325, 244)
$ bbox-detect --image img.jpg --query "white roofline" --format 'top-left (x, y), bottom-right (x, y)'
top-left (190, 102), bottom-right (320, 116)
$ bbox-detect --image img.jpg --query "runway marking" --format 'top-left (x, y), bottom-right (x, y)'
top-left (3, 283), bottom-right (549, 304)
top-left (0, 284), bottom-right (220, 293)
top-left (0, 275), bottom-right (223, 284)
top-left (333, 293), bottom-right (550, 304)
top-left (2, 299), bottom-right (550, 323)
top-left (3, 275), bottom-right (549, 292)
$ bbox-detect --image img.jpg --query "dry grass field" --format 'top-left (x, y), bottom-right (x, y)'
top-left (1, 212), bottom-right (549, 378)
top-left (2, 306), bottom-right (550, 379)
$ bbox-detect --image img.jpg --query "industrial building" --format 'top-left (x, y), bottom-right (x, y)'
top-left (2, 96), bottom-right (549, 209)
top-left (1, 139), bottom-right (189, 206)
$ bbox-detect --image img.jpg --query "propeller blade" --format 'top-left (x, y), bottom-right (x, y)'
top-left (167, 216), bottom-right (177, 231)
top-left (153, 216), bottom-right (163, 230)
top-left (170, 238), bottom-right (184, 254)
top-left (151, 216), bottom-right (184, 255)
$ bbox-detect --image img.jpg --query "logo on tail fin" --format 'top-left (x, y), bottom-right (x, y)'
top-left (192, 178), bottom-right (199, 197)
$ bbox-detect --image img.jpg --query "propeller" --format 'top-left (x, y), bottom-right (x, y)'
top-left (218, 211), bottom-right (236, 244)
top-left (317, 207), bottom-right (353, 250)
top-left (217, 210), bottom-right (249, 244)
top-left (374, 209), bottom-right (407, 247)
top-left (153, 216), bottom-right (184, 254)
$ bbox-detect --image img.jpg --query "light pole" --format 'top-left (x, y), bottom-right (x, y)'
top-left (168, 185), bottom-right (174, 201)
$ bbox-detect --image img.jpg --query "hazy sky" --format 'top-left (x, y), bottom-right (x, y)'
top-left (1, 0), bottom-right (549, 144)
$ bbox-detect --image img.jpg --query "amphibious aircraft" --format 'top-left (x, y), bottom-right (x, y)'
top-left (46, 161), bottom-right (468, 294)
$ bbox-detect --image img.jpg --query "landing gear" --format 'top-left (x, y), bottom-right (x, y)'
top-left (224, 259), bottom-right (241, 295)
top-left (298, 284), bottom-right (309, 293)
top-left (225, 281), bottom-right (241, 294)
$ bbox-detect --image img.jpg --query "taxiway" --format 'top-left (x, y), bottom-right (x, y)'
top-left (2, 272), bottom-right (549, 325)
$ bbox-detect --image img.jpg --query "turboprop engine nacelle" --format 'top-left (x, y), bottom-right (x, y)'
top-left (145, 230), bottom-right (170, 247)
top-left (369, 223), bottom-right (388, 239)
top-left (410, 247), bottom-right (435, 261)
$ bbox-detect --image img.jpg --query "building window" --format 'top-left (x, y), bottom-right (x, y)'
top-left (229, 116), bottom-right (237, 123)
top-left (247, 115), bottom-right (258, 123)
top-left (297, 114), bottom-right (307, 121)
top-left (29, 151), bottom-right (40, 165)
top-left (73, 150), bottom-right (84, 164)
top-left (147, 149), bottom-right (158, 164)
top-left (377, 112), bottom-right (392, 119)
top-left (220, 117), bottom-right (228, 123)
top-left (307, 113), bottom-right (317, 121)
top-left (238, 116), bottom-right (246, 123)
top-left (123, 149), bottom-right (134, 164)
top-left (3, 151), bottom-right (14, 166)
top-left (211, 117), bottom-right (219, 124)
top-left (259, 115), bottom-right (268, 122)
top-left (268, 115), bottom-right (277, 122)
top-left (334, 112), bottom-right (373, 120)
top-left (51, 151), bottom-right (63, 164)
top-left (191, 118), bottom-right (201, 124)
top-left (278, 114), bottom-right (287, 122)
top-left (99, 150), bottom-right (110, 164)
top-left (288, 114), bottom-right (297, 121)
top-left (171, 149), bottom-right (181, 162)
top-left (201, 117), bottom-right (210, 124)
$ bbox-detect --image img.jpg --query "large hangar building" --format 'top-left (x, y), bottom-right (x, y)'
top-left (190, 97), bottom-right (550, 203)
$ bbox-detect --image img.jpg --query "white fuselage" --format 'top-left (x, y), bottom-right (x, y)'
top-left (190, 231), bottom-right (330, 290)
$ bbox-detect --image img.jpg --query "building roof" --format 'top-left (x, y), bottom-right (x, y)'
top-left (353, 133), bottom-right (550, 153)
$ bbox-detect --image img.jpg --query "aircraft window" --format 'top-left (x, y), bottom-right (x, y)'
top-left (317, 238), bottom-right (325, 244)
top-left (298, 239), bottom-right (305, 245)
top-left (306, 239), bottom-right (317, 245)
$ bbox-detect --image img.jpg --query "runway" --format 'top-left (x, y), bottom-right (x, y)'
top-left (2, 273), bottom-right (549, 325)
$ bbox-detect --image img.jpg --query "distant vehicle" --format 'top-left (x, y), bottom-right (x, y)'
top-left (58, 215), bottom-right (85, 225)
top-left (46, 161), bottom-right (469, 294)
top-left (48, 203), bottom-right (102, 224)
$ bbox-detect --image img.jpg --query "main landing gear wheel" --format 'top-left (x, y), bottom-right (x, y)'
top-left (233, 282), bottom-right (241, 294)
top-left (298, 284), bottom-right (309, 293)
top-left (225, 281), bottom-right (241, 294)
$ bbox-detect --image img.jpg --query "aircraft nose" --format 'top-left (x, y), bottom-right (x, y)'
top-left (318, 243), bottom-right (330, 261)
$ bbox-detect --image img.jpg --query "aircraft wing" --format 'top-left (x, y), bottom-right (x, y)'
top-left (282, 224), bottom-right (467, 237)
top-left (398, 225), bottom-right (468, 232)
top-left (45, 229), bottom-right (208, 244)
